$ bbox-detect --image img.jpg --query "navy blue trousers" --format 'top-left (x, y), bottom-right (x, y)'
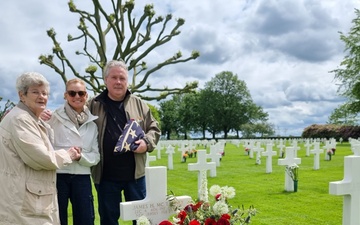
top-left (95, 177), bottom-right (146, 225)
top-left (57, 174), bottom-right (95, 225)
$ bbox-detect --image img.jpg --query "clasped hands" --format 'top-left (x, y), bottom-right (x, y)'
top-left (67, 147), bottom-right (82, 161)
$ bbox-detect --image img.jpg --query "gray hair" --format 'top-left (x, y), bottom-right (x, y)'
top-left (103, 60), bottom-right (128, 79)
top-left (16, 72), bottom-right (50, 95)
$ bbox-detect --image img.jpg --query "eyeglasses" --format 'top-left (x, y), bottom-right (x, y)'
top-left (67, 90), bottom-right (87, 97)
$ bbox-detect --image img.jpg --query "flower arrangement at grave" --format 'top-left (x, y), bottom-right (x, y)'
top-left (188, 150), bottom-right (197, 158)
top-left (182, 151), bottom-right (189, 163)
top-left (192, 149), bottom-right (197, 158)
top-left (285, 163), bottom-right (299, 192)
top-left (285, 163), bottom-right (299, 182)
top-left (136, 170), bottom-right (257, 225)
top-left (331, 148), bottom-right (336, 155)
top-left (326, 149), bottom-right (333, 160)
top-left (244, 148), bottom-right (250, 155)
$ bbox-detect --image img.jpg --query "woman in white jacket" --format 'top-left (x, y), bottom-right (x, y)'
top-left (47, 78), bottom-right (100, 225)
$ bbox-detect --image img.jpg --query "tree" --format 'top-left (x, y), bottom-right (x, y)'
top-left (39, 0), bottom-right (200, 101)
top-left (203, 71), bottom-right (253, 139)
top-left (177, 93), bottom-right (199, 139)
top-left (331, 9), bottom-right (360, 113)
top-left (327, 103), bottom-right (359, 125)
top-left (0, 98), bottom-right (15, 122)
top-left (159, 96), bottom-right (180, 140)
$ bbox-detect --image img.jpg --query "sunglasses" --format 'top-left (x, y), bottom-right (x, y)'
top-left (67, 90), bottom-right (87, 97)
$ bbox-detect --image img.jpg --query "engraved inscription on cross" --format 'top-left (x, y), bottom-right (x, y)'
top-left (120, 166), bottom-right (191, 225)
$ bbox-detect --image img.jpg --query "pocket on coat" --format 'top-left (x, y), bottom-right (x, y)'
top-left (21, 182), bottom-right (55, 217)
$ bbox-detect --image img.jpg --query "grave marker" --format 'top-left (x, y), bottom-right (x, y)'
top-left (329, 144), bottom-right (360, 225)
top-left (208, 145), bottom-right (222, 167)
top-left (146, 152), bottom-right (157, 167)
top-left (188, 150), bottom-right (216, 198)
top-left (304, 139), bottom-right (312, 157)
top-left (261, 143), bottom-right (276, 173)
top-left (165, 145), bottom-right (175, 170)
top-left (310, 142), bottom-right (323, 170)
top-left (278, 147), bottom-right (301, 192)
top-left (120, 167), bottom-right (191, 225)
top-left (252, 142), bottom-right (264, 165)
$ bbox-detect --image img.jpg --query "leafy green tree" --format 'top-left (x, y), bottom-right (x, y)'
top-left (327, 103), bottom-right (359, 125)
top-left (331, 9), bottom-right (360, 113)
top-left (39, 0), bottom-right (200, 101)
top-left (253, 122), bottom-right (275, 137)
top-left (177, 93), bottom-right (199, 139)
top-left (159, 96), bottom-right (180, 140)
top-left (203, 71), bottom-right (253, 139)
top-left (147, 104), bottom-right (161, 129)
top-left (0, 98), bottom-right (15, 122)
top-left (194, 89), bottom-right (212, 138)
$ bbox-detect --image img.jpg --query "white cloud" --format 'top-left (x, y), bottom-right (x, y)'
top-left (0, 0), bottom-right (359, 136)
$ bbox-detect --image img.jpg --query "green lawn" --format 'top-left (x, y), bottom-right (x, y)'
top-left (68, 140), bottom-right (351, 225)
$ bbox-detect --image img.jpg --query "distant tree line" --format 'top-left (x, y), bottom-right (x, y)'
top-left (158, 71), bottom-right (275, 140)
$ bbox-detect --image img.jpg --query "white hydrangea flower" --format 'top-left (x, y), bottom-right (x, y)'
top-left (136, 216), bottom-right (150, 225)
top-left (172, 217), bottom-right (180, 223)
top-left (209, 185), bottom-right (221, 196)
top-left (212, 201), bottom-right (229, 215)
top-left (222, 186), bottom-right (235, 199)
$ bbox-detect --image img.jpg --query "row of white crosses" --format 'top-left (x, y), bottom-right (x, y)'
top-left (122, 138), bottom-right (355, 224)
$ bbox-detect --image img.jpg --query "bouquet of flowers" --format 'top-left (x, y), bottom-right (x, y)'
top-left (285, 163), bottom-right (299, 181)
top-left (136, 170), bottom-right (256, 225)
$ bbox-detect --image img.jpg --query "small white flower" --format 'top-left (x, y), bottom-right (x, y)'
top-left (209, 185), bottom-right (221, 196)
top-left (222, 186), bottom-right (236, 199)
top-left (136, 216), bottom-right (150, 225)
top-left (212, 201), bottom-right (229, 215)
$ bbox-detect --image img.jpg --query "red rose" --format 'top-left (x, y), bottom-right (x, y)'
top-left (216, 217), bottom-right (230, 225)
top-left (205, 218), bottom-right (217, 225)
top-left (215, 194), bottom-right (222, 201)
top-left (192, 201), bottom-right (203, 211)
top-left (178, 210), bottom-right (187, 223)
top-left (159, 220), bottom-right (173, 225)
top-left (220, 214), bottom-right (230, 220)
top-left (189, 219), bottom-right (201, 225)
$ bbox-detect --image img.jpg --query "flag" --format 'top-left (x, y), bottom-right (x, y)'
top-left (114, 119), bottom-right (145, 154)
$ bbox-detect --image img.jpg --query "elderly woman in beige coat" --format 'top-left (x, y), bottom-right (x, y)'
top-left (0, 72), bottom-right (81, 225)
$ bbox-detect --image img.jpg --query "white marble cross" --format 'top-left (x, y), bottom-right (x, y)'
top-left (291, 140), bottom-right (301, 158)
top-left (304, 139), bottom-right (312, 157)
top-left (329, 144), bottom-right (360, 225)
top-left (208, 145), bottom-right (222, 167)
top-left (277, 139), bottom-right (285, 157)
top-left (310, 142), bottom-right (323, 170)
top-left (278, 147), bottom-right (301, 192)
top-left (120, 166), bottom-right (191, 225)
top-left (165, 145), bottom-right (175, 170)
top-left (188, 150), bottom-right (216, 198)
top-left (145, 152), bottom-right (157, 167)
top-left (156, 147), bottom-right (162, 159)
top-left (261, 143), bottom-right (276, 173)
top-left (252, 142), bottom-right (264, 165)
top-left (323, 140), bottom-right (332, 160)
top-left (248, 140), bottom-right (255, 159)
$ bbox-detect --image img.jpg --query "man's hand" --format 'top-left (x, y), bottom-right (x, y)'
top-left (133, 139), bottom-right (148, 153)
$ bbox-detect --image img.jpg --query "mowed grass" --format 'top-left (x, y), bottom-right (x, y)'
top-left (68, 141), bottom-right (351, 225)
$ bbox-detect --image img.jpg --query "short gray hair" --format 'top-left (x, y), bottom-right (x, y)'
top-left (103, 60), bottom-right (128, 79)
top-left (16, 72), bottom-right (50, 95)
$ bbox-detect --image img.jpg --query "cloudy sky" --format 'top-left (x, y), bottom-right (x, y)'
top-left (0, 0), bottom-right (359, 136)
